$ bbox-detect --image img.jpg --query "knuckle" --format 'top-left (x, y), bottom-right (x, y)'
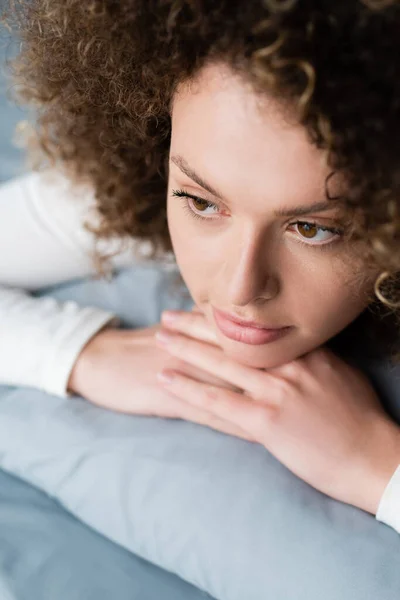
top-left (276, 376), bottom-right (292, 395)
top-left (259, 374), bottom-right (291, 404)
top-left (269, 391), bottom-right (285, 412)
top-left (201, 384), bottom-right (221, 407)
top-left (312, 347), bottom-right (335, 370)
top-left (277, 362), bottom-right (299, 379)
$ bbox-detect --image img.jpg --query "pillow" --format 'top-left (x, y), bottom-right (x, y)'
top-left (0, 263), bottom-right (399, 600)
top-left (0, 469), bottom-right (211, 600)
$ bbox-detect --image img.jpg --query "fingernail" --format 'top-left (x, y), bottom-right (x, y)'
top-left (162, 311), bottom-right (179, 324)
top-left (155, 330), bottom-right (173, 345)
top-left (157, 370), bottom-right (174, 384)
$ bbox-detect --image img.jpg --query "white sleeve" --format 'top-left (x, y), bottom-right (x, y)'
top-left (0, 169), bottom-right (146, 397)
top-left (0, 168), bottom-right (145, 289)
top-left (0, 287), bottom-right (118, 397)
top-left (376, 464), bottom-right (400, 534)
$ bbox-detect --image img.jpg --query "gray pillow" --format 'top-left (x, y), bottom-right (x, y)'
top-left (0, 469), bottom-right (213, 600)
top-left (0, 263), bottom-right (399, 600)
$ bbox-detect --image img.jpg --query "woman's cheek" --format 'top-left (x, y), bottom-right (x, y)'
top-left (167, 201), bottom-right (216, 283)
top-left (175, 235), bottom-right (215, 295)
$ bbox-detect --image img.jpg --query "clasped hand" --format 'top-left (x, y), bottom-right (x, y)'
top-left (155, 308), bottom-right (400, 515)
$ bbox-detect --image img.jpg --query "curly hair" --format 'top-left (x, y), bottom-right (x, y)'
top-left (2, 0), bottom-right (400, 366)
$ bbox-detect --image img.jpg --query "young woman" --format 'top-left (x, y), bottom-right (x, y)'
top-left (1, 0), bottom-right (400, 533)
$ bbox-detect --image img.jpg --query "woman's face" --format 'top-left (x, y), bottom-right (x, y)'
top-left (167, 62), bottom-right (378, 369)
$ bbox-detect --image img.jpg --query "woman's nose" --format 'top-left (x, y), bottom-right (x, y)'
top-left (222, 236), bottom-right (279, 307)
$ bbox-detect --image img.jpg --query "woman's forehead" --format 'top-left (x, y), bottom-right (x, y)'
top-left (170, 64), bottom-right (340, 214)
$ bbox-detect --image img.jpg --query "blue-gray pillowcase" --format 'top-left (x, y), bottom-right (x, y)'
top-left (0, 469), bottom-right (212, 600)
top-left (0, 263), bottom-right (399, 600)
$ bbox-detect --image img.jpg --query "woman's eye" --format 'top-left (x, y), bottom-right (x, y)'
top-left (189, 196), bottom-right (219, 216)
top-left (291, 221), bottom-right (341, 245)
top-left (172, 189), bottom-right (220, 220)
top-left (172, 189), bottom-right (344, 246)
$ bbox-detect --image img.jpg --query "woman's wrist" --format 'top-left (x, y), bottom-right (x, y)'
top-left (67, 326), bottom-right (117, 396)
top-left (356, 417), bottom-right (400, 515)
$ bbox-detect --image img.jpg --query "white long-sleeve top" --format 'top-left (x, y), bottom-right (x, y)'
top-left (0, 169), bottom-right (399, 534)
top-left (0, 168), bottom-right (146, 396)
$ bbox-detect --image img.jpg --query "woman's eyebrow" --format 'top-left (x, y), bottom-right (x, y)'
top-left (170, 154), bottom-right (223, 198)
top-left (170, 154), bottom-right (341, 217)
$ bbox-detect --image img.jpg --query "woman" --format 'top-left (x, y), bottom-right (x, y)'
top-left (1, 0), bottom-right (400, 532)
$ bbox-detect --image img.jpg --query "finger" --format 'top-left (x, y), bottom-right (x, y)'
top-left (154, 389), bottom-right (253, 442)
top-left (191, 305), bottom-right (203, 314)
top-left (155, 330), bottom-right (274, 400)
top-left (157, 369), bottom-right (276, 440)
top-left (191, 415), bottom-right (253, 441)
top-left (161, 310), bottom-right (219, 346)
top-left (174, 398), bottom-right (253, 441)
top-left (166, 357), bottom-right (244, 393)
top-left (164, 351), bottom-right (242, 391)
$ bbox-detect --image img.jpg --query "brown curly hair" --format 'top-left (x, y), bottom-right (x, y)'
top-left (2, 0), bottom-right (400, 366)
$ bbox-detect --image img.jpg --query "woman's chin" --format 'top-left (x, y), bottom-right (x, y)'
top-left (217, 337), bottom-right (294, 370)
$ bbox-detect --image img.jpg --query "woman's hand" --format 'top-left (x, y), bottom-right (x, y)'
top-left (156, 311), bottom-right (400, 515)
top-left (67, 309), bottom-right (249, 440)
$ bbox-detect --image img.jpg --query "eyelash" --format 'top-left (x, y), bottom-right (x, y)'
top-left (171, 188), bottom-right (346, 250)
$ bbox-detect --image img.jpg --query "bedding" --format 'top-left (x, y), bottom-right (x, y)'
top-left (0, 467), bottom-right (211, 600)
top-left (0, 263), bottom-right (399, 600)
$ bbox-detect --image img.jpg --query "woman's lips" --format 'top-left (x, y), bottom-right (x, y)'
top-left (212, 307), bottom-right (292, 345)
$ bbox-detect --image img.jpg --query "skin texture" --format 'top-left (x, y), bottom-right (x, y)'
top-left (167, 63), bottom-right (379, 370)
